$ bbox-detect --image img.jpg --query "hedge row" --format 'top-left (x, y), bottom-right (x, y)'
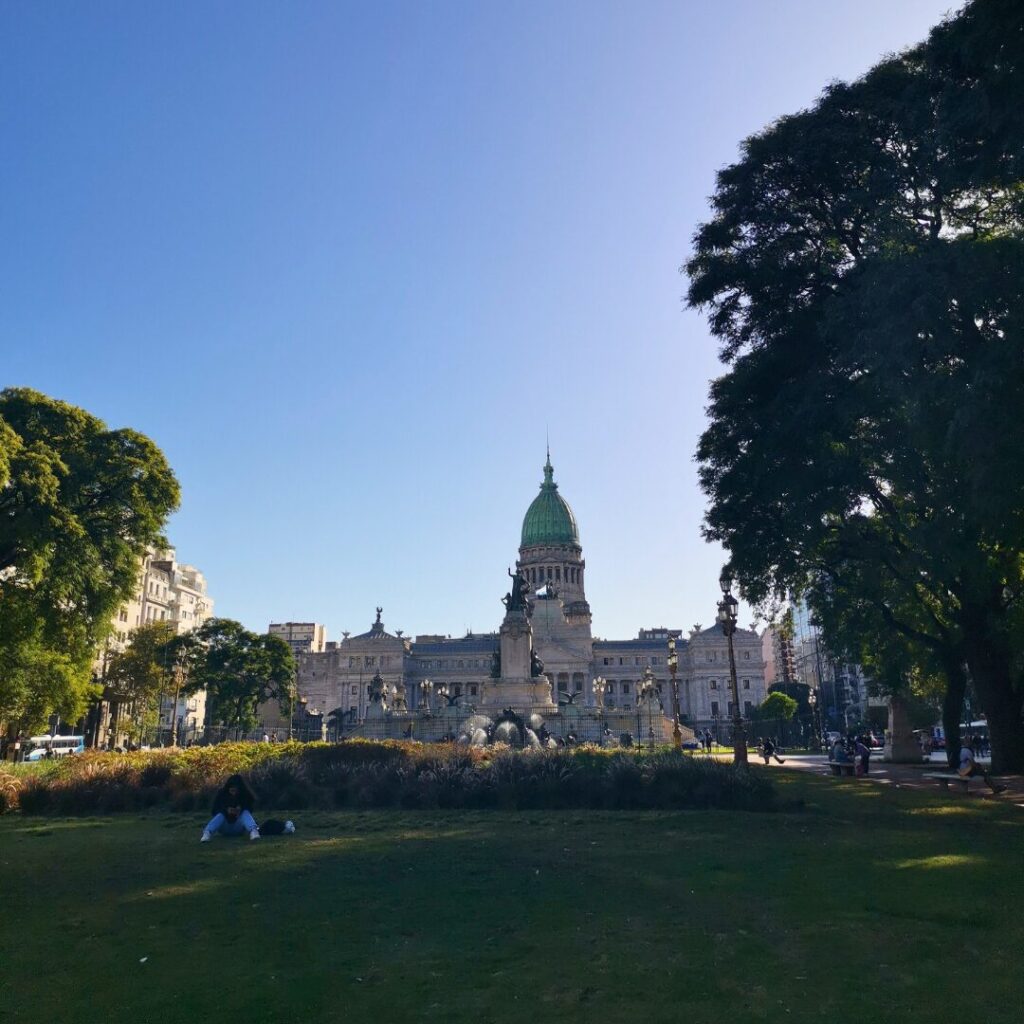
top-left (0, 740), bottom-right (775, 815)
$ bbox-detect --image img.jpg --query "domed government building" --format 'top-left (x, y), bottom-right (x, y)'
top-left (288, 453), bottom-right (766, 739)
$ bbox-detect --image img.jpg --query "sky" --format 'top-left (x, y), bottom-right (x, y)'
top-left (1, 0), bottom-right (957, 642)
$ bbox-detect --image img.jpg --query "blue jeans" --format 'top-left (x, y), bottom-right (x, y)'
top-left (204, 810), bottom-right (258, 836)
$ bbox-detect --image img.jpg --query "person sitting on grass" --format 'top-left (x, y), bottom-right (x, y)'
top-left (959, 736), bottom-right (1007, 795)
top-left (201, 774), bottom-right (260, 842)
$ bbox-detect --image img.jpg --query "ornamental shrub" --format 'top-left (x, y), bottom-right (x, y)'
top-left (3, 740), bottom-right (775, 816)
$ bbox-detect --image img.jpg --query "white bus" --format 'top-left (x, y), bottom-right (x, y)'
top-left (23, 735), bottom-right (85, 761)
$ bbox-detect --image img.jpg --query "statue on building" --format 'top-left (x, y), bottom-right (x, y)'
top-left (367, 671), bottom-right (387, 704)
top-left (501, 567), bottom-right (533, 615)
top-left (530, 647), bottom-right (545, 678)
top-left (490, 648), bottom-right (501, 679)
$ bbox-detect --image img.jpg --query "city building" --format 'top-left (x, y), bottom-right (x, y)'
top-left (93, 547), bottom-right (215, 745)
top-left (269, 622), bottom-right (327, 657)
top-left (291, 454), bottom-right (767, 733)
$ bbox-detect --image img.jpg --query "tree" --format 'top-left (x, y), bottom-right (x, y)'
top-left (753, 692), bottom-right (798, 723)
top-left (180, 619), bottom-right (295, 733)
top-left (104, 622), bottom-right (178, 746)
top-left (0, 389), bottom-right (179, 734)
top-left (686, 1), bottom-right (1024, 771)
top-left (768, 681), bottom-right (810, 718)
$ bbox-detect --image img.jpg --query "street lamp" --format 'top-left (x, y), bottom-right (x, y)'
top-left (808, 688), bottom-right (822, 751)
top-left (636, 667), bottom-right (657, 751)
top-left (592, 677), bottom-right (607, 746)
top-left (718, 567), bottom-right (748, 766)
top-left (667, 637), bottom-right (682, 751)
top-left (419, 679), bottom-right (434, 715)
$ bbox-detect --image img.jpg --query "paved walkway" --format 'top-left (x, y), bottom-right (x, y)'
top-left (764, 753), bottom-right (1024, 805)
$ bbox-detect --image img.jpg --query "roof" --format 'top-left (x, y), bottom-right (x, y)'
top-left (411, 635), bottom-right (499, 655)
top-left (351, 608), bottom-right (400, 641)
top-left (690, 621), bottom-right (760, 642)
top-left (520, 453), bottom-right (580, 548)
top-left (593, 638), bottom-right (689, 652)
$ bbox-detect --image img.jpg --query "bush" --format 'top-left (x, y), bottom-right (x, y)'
top-left (0, 769), bottom-right (22, 814)
top-left (2, 740), bottom-right (776, 816)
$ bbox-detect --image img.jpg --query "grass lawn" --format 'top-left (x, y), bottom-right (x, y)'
top-left (1, 771), bottom-right (1021, 1024)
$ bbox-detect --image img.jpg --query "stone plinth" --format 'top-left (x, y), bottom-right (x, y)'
top-left (884, 696), bottom-right (924, 762)
top-left (478, 675), bottom-right (555, 711)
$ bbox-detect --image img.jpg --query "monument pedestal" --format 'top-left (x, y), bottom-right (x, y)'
top-left (484, 596), bottom-right (555, 711)
top-left (884, 696), bottom-right (923, 762)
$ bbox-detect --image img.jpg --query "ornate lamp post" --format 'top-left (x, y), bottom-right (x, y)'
top-left (419, 679), bottom-right (434, 715)
top-left (808, 688), bottom-right (822, 752)
top-left (717, 567), bottom-right (748, 766)
top-left (667, 637), bottom-right (682, 751)
top-left (636, 668), bottom-right (657, 751)
top-left (592, 676), bottom-right (607, 746)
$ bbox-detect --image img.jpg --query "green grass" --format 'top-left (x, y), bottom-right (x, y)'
top-left (1, 771), bottom-right (1021, 1024)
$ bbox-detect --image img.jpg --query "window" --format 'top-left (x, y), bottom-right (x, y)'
top-left (364, 656), bottom-right (375, 668)
top-left (454, 684), bottom-right (462, 697)
top-left (743, 651), bottom-right (750, 660)
top-left (728, 702), bottom-right (735, 716)
top-left (711, 701), bottom-right (719, 716)
top-left (621, 682), bottom-right (630, 695)
top-left (555, 567), bottom-right (561, 582)
top-left (635, 656), bottom-right (643, 666)
top-left (743, 679), bottom-right (750, 689)
top-left (656, 683), bottom-right (664, 694)
top-left (603, 657), bottom-right (611, 665)
top-left (458, 660), bottom-right (464, 669)
top-left (619, 658), bottom-right (624, 666)
top-left (350, 685), bottom-right (358, 695)
top-left (744, 701), bottom-right (753, 715)
top-left (607, 682), bottom-right (616, 693)
top-left (709, 679), bottom-right (717, 690)
top-left (651, 656), bottom-right (661, 665)
top-left (707, 652), bottom-right (714, 662)
top-left (349, 657), bottom-right (358, 668)
top-left (469, 684), bottom-right (478, 696)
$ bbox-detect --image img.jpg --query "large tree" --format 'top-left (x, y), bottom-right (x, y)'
top-left (104, 621), bottom-right (179, 746)
top-left (686, 0), bottom-right (1024, 770)
top-left (0, 389), bottom-right (180, 734)
top-left (179, 619), bottom-right (294, 733)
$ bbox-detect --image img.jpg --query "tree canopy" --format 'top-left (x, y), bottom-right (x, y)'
top-left (0, 389), bottom-right (179, 733)
top-left (178, 619), bottom-right (295, 732)
top-left (686, 0), bottom-right (1024, 770)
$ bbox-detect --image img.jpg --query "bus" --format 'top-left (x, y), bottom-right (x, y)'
top-left (23, 735), bottom-right (85, 761)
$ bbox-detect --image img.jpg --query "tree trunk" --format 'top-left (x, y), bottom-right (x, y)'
top-left (964, 642), bottom-right (1024, 774)
top-left (941, 658), bottom-right (967, 770)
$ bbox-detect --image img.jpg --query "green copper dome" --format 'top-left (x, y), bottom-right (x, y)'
top-left (521, 454), bottom-right (580, 547)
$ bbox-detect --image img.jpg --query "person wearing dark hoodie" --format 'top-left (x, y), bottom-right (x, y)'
top-left (201, 774), bottom-right (260, 842)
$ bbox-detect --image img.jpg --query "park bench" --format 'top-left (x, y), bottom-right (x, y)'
top-left (828, 760), bottom-right (857, 777)
top-left (923, 772), bottom-right (975, 793)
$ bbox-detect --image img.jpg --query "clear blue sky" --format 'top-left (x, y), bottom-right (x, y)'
top-left (2, 0), bottom-right (956, 641)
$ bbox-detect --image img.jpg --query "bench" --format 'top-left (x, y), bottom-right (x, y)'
top-left (828, 760), bottom-right (857, 777)
top-left (924, 772), bottom-right (974, 793)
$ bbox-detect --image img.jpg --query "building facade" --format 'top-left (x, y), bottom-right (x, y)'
top-left (269, 622), bottom-right (327, 657)
top-left (293, 455), bottom-right (767, 732)
top-left (95, 547), bottom-right (215, 744)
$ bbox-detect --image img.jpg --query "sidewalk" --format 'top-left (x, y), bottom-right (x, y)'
top-left (770, 753), bottom-right (1024, 803)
